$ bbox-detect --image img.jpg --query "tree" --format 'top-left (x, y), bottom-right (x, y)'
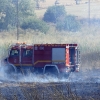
top-left (56, 15), bottom-right (80, 32)
top-left (13, 0), bottom-right (35, 25)
top-left (0, 0), bottom-right (35, 30)
top-left (21, 17), bottom-right (49, 33)
top-left (0, 0), bottom-right (16, 30)
top-left (43, 5), bottom-right (66, 23)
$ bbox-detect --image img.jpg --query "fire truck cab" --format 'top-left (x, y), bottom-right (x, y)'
top-left (4, 43), bottom-right (80, 76)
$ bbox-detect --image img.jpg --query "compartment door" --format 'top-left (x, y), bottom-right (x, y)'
top-left (52, 48), bottom-right (65, 64)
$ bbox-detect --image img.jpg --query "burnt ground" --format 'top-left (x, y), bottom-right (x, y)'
top-left (0, 82), bottom-right (99, 100)
top-left (0, 68), bottom-right (99, 100)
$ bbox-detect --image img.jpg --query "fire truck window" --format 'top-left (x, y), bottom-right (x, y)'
top-left (10, 50), bottom-right (19, 56)
top-left (39, 46), bottom-right (44, 50)
top-left (23, 49), bottom-right (32, 57)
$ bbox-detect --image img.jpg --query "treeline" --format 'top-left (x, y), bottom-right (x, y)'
top-left (0, 0), bottom-right (81, 33)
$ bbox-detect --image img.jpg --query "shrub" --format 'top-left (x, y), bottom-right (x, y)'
top-left (43, 5), bottom-right (66, 23)
top-left (0, 21), bottom-right (7, 30)
top-left (56, 15), bottom-right (80, 32)
top-left (21, 18), bottom-right (49, 33)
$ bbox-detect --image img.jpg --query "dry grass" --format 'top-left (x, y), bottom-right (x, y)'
top-left (35, 1), bottom-right (100, 19)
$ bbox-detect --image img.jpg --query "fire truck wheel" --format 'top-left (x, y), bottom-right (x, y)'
top-left (44, 67), bottom-right (58, 77)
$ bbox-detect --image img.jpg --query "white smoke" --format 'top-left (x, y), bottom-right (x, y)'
top-left (13, 68), bottom-right (100, 83)
top-left (68, 69), bottom-right (100, 83)
top-left (15, 73), bottom-right (69, 83)
top-left (0, 60), bottom-right (100, 83)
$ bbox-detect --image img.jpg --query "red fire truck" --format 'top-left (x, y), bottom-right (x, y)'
top-left (4, 43), bottom-right (80, 77)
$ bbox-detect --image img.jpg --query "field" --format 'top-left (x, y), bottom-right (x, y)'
top-left (36, 0), bottom-right (100, 18)
top-left (0, 1), bottom-right (100, 100)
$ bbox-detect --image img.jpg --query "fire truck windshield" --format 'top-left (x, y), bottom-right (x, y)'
top-left (10, 49), bottom-right (19, 56)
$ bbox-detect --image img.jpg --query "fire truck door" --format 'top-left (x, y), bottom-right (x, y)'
top-left (21, 49), bottom-right (33, 66)
top-left (8, 49), bottom-right (20, 64)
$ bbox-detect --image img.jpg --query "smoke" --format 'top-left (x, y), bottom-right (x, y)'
top-left (9, 69), bottom-right (100, 83)
top-left (0, 61), bottom-right (68, 83)
top-left (0, 60), bottom-right (100, 83)
top-left (68, 69), bottom-right (100, 83)
top-left (0, 66), bottom-right (9, 82)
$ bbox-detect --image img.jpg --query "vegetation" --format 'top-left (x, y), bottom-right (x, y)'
top-left (43, 5), bottom-right (80, 32)
top-left (0, 0), bottom-right (16, 30)
top-left (43, 5), bottom-right (66, 23)
top-left (21, 17), bottom-right (49, 33)
top-left (0, 0), bottom-right (50, 33)
top-left (0, 0), bottom-right (81, 32)
top-left (0, 0), bottom-right (35, 30)
top-left (56, 15), bottom-right (80, 32)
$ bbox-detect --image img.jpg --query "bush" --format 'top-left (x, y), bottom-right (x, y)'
top-left (21, 18), bottom-right (49, 33)
top-left (56, 15), bottom-right (80, 32)
top-left (43, 5), bottom-right (66, 23)
top-left (0, 21), bottom-right (7, 30)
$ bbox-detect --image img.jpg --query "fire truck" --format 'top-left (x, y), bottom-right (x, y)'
top-left (4, 43), bottom-right (80, 77)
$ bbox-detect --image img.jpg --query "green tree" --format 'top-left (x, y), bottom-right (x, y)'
top-left (0, 0), bottom-right (35, 30)
top-left (0, 0), bottom-right (16, 30)
top-left (56, 15), bottom-right (80, 32)
top-left (21, 17), bottom-right (49, 33)
top-left (13, 0), bottom-right (35, 25)
top-left (43, 5), bottom-right (66, 23)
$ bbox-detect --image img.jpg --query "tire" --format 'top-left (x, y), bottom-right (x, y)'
top-left (45, 67), bottom-right (58, 77)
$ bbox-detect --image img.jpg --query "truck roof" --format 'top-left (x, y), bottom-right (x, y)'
top-left (10, 43), bottom-right (78, 49)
